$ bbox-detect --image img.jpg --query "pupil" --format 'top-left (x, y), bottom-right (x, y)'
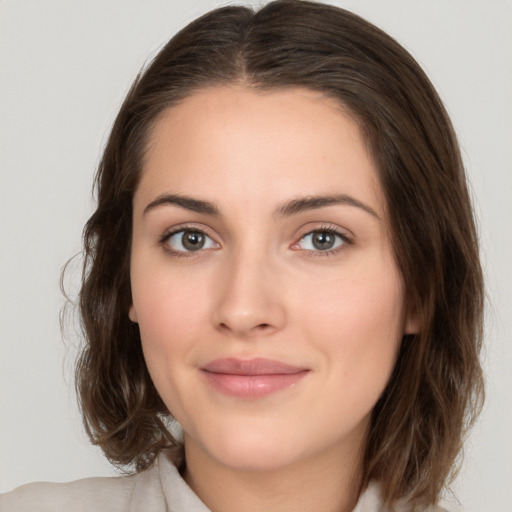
top-left (182, 231), bottom-right (204, 251)
top-left (313, 231), bottom-right (334, 250)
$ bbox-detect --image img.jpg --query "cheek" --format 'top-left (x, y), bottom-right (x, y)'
top-left (298, 259), bottom-right (404, 331)
top-left (131, 271), bottom-right (214, 422)
top-left (295, 260), bottom-right (404, 397)
top-left (131, 268), bottom-right (211, 373)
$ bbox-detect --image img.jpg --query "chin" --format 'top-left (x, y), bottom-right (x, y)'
top-left (216, 444), bottom-right (301, 473)
top-left (189, 425), bottom-right (305, 472)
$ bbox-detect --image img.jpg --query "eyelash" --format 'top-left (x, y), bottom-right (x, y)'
top-left (158, 225), bottom-right (218, 258)
top-left (157, 224), bottom-right (353, 258)
top-left (294, 225), bottom-right (353, 257)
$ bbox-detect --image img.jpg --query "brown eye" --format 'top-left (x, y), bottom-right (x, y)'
top-left (165, 229), bottom-right (218, 253)
top-left (182, 231), bottom-right (205, 251)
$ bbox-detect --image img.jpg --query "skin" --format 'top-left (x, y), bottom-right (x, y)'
top-left (129, 86), bottom-right (416, 512)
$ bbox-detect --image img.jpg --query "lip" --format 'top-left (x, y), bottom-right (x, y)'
top-left (200, 358), bottom-right (310, 399)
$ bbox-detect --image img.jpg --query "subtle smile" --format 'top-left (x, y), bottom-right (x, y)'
top-left (200, 358), bottom-right (310, 399)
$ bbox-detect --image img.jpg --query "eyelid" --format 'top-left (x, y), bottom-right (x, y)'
top-left (156, 222), bottom-right (353, 257)
top-left (291, 224), bottom-right (354, 255)
top-left (158, 223), bottom-right (220, 254)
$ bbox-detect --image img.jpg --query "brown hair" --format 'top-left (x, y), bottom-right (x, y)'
top-left (75, 0), bottom-right (484, 508)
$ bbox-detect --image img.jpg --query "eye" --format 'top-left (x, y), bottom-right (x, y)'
top-left (296, 229), bottom-right (348, 252)
top-left (163, 229), bottom-right (218, 253)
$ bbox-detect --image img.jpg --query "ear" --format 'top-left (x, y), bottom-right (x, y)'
top-left (128, 304), bottom-right (138, 323)
top-left (404, 308), bottom-right (419, 335)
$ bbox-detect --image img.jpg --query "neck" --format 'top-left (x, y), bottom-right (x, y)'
top-left (183, 438), bottom-right (364, 512)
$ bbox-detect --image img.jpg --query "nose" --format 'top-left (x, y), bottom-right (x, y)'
top-left (211, 249), bottom-right (286, 339)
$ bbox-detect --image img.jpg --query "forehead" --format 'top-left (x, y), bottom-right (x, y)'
top-left (136, 85), bottom-right (384, 217)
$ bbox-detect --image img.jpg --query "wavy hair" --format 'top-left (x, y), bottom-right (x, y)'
top-left (75, 1), bottom-right (484, 508)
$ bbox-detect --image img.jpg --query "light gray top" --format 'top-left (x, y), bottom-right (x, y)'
top-left (0, 451), bottom-right (446, 512)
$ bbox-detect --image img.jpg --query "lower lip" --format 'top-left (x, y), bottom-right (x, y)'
top-left (201, 371), bottom-right (309, 399)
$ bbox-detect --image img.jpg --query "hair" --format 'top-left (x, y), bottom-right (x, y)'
top-left (75, 0), bottom-right (484, 508)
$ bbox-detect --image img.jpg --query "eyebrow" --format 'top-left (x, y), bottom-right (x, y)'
top-left (143, 193), bottom-right (220, 216)
top-left (143, 192), bottom-right (379, 219)
top-left (274, 194), bottom-right (380, 219)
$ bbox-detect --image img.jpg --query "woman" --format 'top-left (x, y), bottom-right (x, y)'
top-left (0, 1), bottom-right (484, 511)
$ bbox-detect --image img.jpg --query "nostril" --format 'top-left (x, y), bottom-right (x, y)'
top-left (216, 321), bottom-right (273, 335)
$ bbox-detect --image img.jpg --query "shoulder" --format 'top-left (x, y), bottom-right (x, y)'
top-left (0, 474), bottom-right (139, 512)
top-left (0, 463), bottom-right (163, 512)
top-left (355, 482), bottom-right (455, 512)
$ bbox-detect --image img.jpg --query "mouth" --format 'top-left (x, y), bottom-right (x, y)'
top-left (200, 358), bottom-right (310, 399)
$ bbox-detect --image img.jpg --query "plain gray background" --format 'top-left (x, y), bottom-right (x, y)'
top-left (0, 1), bottom-right (511, 511)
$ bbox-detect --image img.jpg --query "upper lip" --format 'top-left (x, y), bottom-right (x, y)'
top-left (201, 358), bottom-right (308, 375)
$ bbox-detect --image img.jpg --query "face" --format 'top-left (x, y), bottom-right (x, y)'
top-left (129, 86), bottom-right (415, 474)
